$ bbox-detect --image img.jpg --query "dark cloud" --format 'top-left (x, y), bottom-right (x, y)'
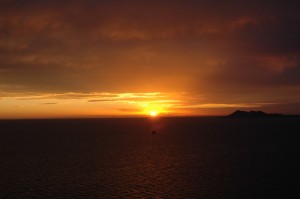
top-left (41, 102), bottom-right (57, 105)
top-left (229, 17), bottom-right (300, 55)
top-left (274, 61), bottom-right (300, 85)
top-left (0, 0), bottom-right (300, 111)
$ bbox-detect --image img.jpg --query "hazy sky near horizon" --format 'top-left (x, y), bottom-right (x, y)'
top-left (1, 0), bottom-right (300, 118)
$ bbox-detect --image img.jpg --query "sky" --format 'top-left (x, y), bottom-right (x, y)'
top-left (1, 0), bottom-right (300, 118)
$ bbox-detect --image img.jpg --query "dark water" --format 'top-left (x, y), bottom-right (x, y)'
top-left (0, 117), bottom-right (299, 198)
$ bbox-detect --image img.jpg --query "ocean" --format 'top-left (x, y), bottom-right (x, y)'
top-left (0, 117), bottom-right (299, 198)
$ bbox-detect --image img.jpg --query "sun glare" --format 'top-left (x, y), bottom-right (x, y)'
top-left (150, 111), bottom-right (157, 117)
top-left (141, 100), bottom-right (169, 117)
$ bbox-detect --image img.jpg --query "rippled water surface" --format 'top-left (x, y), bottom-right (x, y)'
top-left (0, 117), bottom-right (299, 198)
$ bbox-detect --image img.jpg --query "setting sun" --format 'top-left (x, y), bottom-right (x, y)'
top-left (150, 111), bottom-right (157, 117)
top-left (141, 101), bottom-right (167, 117)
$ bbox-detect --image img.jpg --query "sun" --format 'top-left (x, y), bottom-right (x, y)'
top-left (142, 103), bottom-right (164, 117)
top-left (150, 111), bottom-right (157, 117)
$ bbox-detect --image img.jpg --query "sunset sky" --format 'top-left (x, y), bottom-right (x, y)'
top-left (1, 0), bottom-right (300, 118)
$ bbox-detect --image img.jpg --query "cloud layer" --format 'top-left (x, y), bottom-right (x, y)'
top-left (1, 0), bottom-right (300, 116)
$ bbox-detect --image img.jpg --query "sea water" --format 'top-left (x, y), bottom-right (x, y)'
top-left (0, 117), bottom-right (299, 198)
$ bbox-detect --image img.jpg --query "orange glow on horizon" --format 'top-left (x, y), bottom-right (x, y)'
top-left (0, 91), bottom-right (277, 119)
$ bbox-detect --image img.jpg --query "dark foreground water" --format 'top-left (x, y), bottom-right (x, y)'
top-left (0, 117), bottom-right (299, 198)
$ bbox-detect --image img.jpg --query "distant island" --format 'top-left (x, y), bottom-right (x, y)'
top-left (227, 110), bottom-right (284, 118)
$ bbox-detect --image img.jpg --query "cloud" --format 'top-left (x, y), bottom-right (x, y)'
top-left (13, 92), bottom-right (176, 104)
top-left (174, 103), bottom-right (273, 109)
top-left (229, 17), bottom-right (300, 55)
top-left (0, 0), bottom-right (300, 114)
top-left (87, 92), bottom-right (168, 103)
top-left (40, 102), bottom-right (57, 105)
top-left (15, 92), bottom-right (119, 100)
top-left (118, 108), bottom-right (141, 113)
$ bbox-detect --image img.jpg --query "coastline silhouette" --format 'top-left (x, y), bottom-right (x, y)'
top-left (227, 110), bottom-right (284, 118)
